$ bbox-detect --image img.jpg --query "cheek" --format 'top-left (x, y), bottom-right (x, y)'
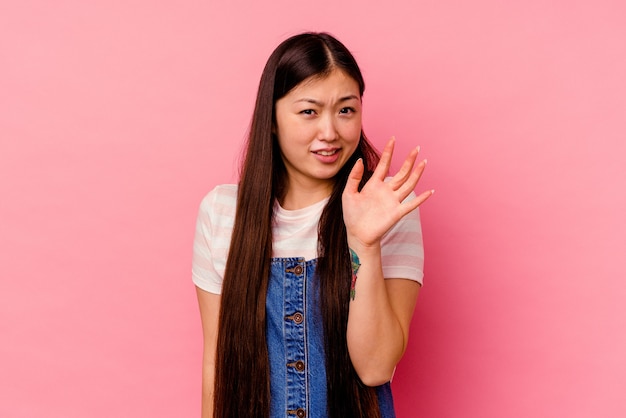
top-left (343, 120), bottom-right (362, 142)
top-left (277, 114), bottom-right (308, 140)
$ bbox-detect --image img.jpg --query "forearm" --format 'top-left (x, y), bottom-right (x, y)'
top-left (196, 287), bottom-right (220, 418)
top-left (200, 355), bottom-right (215, 418)
top-left (345, 240), bottom-right (408, 386)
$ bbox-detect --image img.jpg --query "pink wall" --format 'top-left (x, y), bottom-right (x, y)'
top-left (1, 1), bottom-right (625, 417)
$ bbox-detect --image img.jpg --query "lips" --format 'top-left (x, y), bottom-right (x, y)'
top-left (311, 148), bottom-right (341, 164)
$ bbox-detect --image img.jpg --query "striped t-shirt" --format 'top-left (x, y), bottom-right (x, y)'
top-left (192, 184), bottom-right (424, 294)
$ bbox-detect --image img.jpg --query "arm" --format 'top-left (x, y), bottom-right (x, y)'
top-left (345, 246), bottom-right (420, 386)
top-left (196, 287), bottom-right (221, 418)
top-left (342, 137), bottom-right (432, 386)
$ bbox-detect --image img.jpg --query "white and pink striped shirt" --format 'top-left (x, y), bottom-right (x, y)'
top-left (192, 184), bottom-right (424, 294)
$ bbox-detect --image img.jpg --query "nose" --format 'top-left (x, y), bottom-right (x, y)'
top-left (317, 113), bottom-right (338, 142)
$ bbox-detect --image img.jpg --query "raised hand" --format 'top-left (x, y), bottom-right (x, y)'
top-left (342, 137), bottom-right (433, 248)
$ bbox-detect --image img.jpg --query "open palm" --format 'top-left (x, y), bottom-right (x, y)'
top-left (342, 137), bottom-right (433, 247)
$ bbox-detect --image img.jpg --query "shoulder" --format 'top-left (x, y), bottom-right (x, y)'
top-left (201, 184), bottom-right (238, 205)
top-left (380, 191), bottom-right (424, 284)
top-left (192, 185), bottom-right (238, 293)
top-left (198, 184), bottom-right (238, 216)
top-left (195, 184), bottom-right (238, 238)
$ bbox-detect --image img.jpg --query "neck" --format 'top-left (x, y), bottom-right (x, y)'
top-left (280, 179), bottom-right (333, 210)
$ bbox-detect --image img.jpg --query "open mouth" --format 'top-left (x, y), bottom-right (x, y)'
top-left (312, 149), bottom-right (339, 156)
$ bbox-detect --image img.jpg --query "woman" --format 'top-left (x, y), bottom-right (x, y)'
top-left (192, 32), bottom-right (433, 418)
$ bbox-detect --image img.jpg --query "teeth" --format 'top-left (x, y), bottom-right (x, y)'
top-left (316, 150), bottom-right (336, 156)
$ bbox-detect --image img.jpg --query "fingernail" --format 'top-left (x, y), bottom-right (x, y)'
top-left (417, 145), bottom-right (421, 153)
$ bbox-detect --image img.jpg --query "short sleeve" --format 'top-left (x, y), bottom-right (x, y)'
top-left (191, 185), bottom-right (237, 294)
top-left (380, 193), bottom-right (425, 285)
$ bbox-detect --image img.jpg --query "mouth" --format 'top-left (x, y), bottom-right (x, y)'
top-left (312, 149), bottom-right (339, 156)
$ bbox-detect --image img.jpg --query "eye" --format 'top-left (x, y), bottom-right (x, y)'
top-left (300, 109), bottom-right (316, 115)
top-left (339, 107), bottom-right (356, 115)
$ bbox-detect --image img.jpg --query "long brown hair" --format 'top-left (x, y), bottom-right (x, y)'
top-left (214, 32), bottom-right (382, 418)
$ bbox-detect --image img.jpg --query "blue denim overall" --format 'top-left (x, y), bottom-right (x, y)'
top-left (266, 257), bottom-right (396, 418)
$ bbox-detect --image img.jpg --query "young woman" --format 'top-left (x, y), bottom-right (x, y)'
top-left (192, 32), bottom-right (433, 418)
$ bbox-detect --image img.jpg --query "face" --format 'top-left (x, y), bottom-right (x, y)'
top-left (274, 69), bottom-right (362, 194)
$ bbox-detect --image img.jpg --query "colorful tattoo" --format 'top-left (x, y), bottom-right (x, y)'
top-left (349, 248), bottom-right (361, 301)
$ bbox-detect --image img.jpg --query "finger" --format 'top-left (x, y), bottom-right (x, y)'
top-left (389, 146), bottom-right (419, 190)
top-left (396, 159), bottom-right (427, 200)
top-left (398, 188), bottom-right (435, 216)
top-left (372, 137), bottom-right (395, 181)
top-left (344, 158), bottom-right (364, 195)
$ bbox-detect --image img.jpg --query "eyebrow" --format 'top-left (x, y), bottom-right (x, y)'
top-left (294, 95), bottom-right (360, 105)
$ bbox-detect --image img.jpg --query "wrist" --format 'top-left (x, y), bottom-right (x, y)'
top-left (346, 236), bottom-right (381, 256)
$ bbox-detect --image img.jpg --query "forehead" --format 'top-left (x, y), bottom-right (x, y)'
top-left (287, 69), bottom-right (360, 96)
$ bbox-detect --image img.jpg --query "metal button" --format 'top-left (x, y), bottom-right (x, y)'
top-left (287, 409), bottom-right (306, 417)
top-left (294, 265), bottom-right (303, 275)
top-left (287, 360), bottom-right (305, 372)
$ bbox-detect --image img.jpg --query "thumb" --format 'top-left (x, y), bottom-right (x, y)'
top-left (344, 158), bottom-right (364, 195)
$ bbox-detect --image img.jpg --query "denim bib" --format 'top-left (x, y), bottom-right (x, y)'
top-left (266, 257), bottom-right (396, 418)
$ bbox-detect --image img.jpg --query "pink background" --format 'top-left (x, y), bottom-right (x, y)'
top-left (1, 1), bottom-right (625, 417)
